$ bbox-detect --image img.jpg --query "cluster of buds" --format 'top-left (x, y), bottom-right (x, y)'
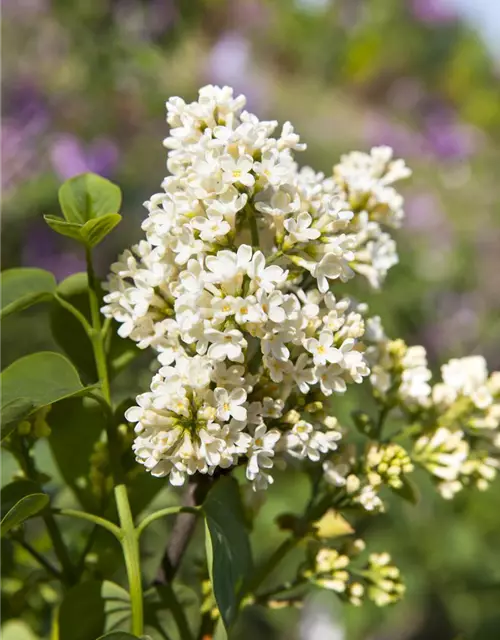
top-left (365, 442), bottom-right (413, 490)
top-left (305, 541), bottom-right (404, 607)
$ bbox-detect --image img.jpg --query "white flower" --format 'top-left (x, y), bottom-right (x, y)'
top-left (221, 154), bottom-right (255, 188)
top-left (247, 251), bottom-right (287, 293)
top-left (191, 216), bottom-right (231, 242)
top-left (284, 212), bottom-right (320, 244)
top-left (214, 387), bottom-right (248, 422)
top-left (305, 331), bottom-right (342, 367)
top-left (207, 329), bottom-right (247, 362)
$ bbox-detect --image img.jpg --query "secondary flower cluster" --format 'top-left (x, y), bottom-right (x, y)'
top-left (305, 540), bottom-right (405, 607)
top-left (103, 85), bottom-right (409, 489)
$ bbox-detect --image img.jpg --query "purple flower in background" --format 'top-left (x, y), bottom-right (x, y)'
top-left (205, 32), bottom-right (266, 111)
top-left (2, 80), bottom-right (48, 191)
top-left (22, 223), bottom-right (86, 281)
top-left (410, 0), bottom-right (456, 24)
top-left (364, 113), bottom-right (423, 158)
top-left (50, 134), bottom-right (119, 180)
top-left (405, 191), bottom-right (445, 230)
top-left (423, 109), bottom-right (481, 160)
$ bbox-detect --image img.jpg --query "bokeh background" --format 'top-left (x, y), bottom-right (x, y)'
top-left (2, 1), bottom-right (500, 639)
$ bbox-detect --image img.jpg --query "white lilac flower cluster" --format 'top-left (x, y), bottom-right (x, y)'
top-left (103, 86), bottom-right (410, 489)
top-left (362, 316), bottom-right (500, 500)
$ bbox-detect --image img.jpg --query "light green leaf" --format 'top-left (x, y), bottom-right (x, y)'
top-left (43, 213), bottom-right (122, 247)
top-left (43, 215), bottom-right (85, 242)
top-left (1, 493), bottom-right (49, 536)
top-left (1, 620), bottom-right (38, 640)
top-left (80, 213), bottom-right (122, 247)
top-left (58, 173), bottom-right (121, 224)
top-left (48, 397), bottom-right (107, 512)
top-left (203, 477), bottom-right (253, 630)
top-left (0, 352), bottom-right (85, 440)
top-left (0, 268), bottom-right (56, 319)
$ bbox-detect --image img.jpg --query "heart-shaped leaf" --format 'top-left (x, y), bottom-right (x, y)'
top-left (0, 268), bottom-right (56, 319)
top-left (58, 173), bottom-right (121, 224)
top-left (1, 493), bottom-right (49, 536)
top-left (203, 476), bottom-right (253, 630)
top-left (1, 352), bottom-right (86, 440)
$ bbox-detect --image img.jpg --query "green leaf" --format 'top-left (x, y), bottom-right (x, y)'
top-left (1, 480), bottom-right (40, 519)
top-left (1, 493), bottom-right (49, 536)
top-left (0, 620), bottom-right (38, 640)
top-left (144, 584), bottom-right (200, 640)
top-left (0, 352), bottom-right (86, 440)
top-left (58, 580), bottom-right (131, 640)
top-left (0, 268), bottom-right (56, 319)
top-left (96, 634), bottom-right (139, 640)
top-left (43, 213), bottom-right (122, 247)
top-left (50, 273), bottom-right (97, 380)
top-left (58, 173), bottom-right (121, 224)
top-left (203, 477), bottom-right (253, 630)
top-left (50, 273), bottom-right (138, 381)
top-left (43, 215), bottom-right (85, 242)
top-left (81, 214), bottom-right (122, 247)
top-left (390, 475), bottom-right (420, 505)
top-left (1, 398), bottom-right (35, 440)
top-left (48, 397), bottom-right (107, 512)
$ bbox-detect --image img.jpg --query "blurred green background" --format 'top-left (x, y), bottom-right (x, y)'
top-left (2, 1), bottom-right (500, 638)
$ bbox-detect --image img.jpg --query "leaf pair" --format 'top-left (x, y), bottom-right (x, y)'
top-left (44, 173), bottom-right (122, 248)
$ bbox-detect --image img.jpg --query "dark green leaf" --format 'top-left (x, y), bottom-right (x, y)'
top-left (144, 584), bottom-right (200, 640)
top-left (1, 398), bottom-right (34, 440)
top-left (1, 480), bottom-right (40, 520)
top-left (50, 273), bottom-right (138, 381)
top-left (58, 173), bottom-right (121, 224)
top-left (50, 273), bottom-right (96, 380)
top-left (1, 493), bottom-right (49, 536)
top-left (58, 580), bottom-right (131, 640)
top-left (81, 214), bottom-right (122, 247)
top-left (203, 477), bottom-right (253, 630)
top-left (43, 215), bottom-right (84, 242)
top-left (0, 268), bottom-right (56, 319)
top-left (1, 352), bottom-right (85, 440)
top-left (48, 397), bottom-right (107, 512)
top-left (96, 634), bottom-right (139, 640)
top-left (391, 475), bottom-right (420, 505)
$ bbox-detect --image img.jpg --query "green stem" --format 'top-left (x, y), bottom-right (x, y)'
top-left (85, 246), bottom-right (123, 484)
top-left (14, 537), bottom-right (62, 580)
top-left (55, 509), bottom-right (122, 540)
top-left (115, 485), bottom-right (143, 637)
top-left (85, 246), bottom-right (111, 403)
top-left (136, 505), bottom-right (200, 539)
top-left (20, 440), bottom-right (76, 585)
top-left (245, 203), bottom-right (259, 248)
top-left (54, 293), bottom-right (92, 334)
top-left (163, 582), bottom-right (194, 640)
top-left (245, 537), bottom-right (300, 596)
